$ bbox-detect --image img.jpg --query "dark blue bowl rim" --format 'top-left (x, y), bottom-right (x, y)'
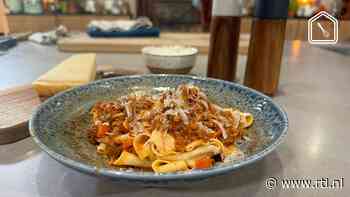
top-left (29, 74), bottom-right (288, 181)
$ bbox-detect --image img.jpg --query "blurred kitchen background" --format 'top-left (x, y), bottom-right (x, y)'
top-left (2, 0), bottom-right (350, 41)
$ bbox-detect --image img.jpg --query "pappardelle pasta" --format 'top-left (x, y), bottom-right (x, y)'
top-left (88, 84), bottom-right (254, 173)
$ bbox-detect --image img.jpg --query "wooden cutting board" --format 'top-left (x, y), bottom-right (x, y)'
top-left (0, 85), bottom-right (40, 144)
top-left (58, 33), bottom-right (250, 55)
top-left (0, 66), bottom-right (144, 145)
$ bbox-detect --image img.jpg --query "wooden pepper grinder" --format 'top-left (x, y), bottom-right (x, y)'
top-left (244, 0), bottom-right (289, 95)
top-left (207, 0), bottom-right (242, 81)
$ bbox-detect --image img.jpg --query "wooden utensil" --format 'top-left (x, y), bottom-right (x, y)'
top-left (0, 66), bottom-right (144, 145)
top-left (207, 0), bottom-right (242, 81)
top-left (244, 0), bottom-right (289, 95)
top-left (244, 19), bottom-right (286, 95)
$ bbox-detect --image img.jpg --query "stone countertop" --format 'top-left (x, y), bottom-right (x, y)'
top-left (0, 41), bottom-right (349, 196)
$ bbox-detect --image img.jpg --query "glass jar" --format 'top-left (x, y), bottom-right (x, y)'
top-left (23, 0), bottom-right (43, 14)
top-left (5, 0), bottom-right (23, 14)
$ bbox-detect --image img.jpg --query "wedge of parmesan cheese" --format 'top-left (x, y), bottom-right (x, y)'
top-left (32, 53), bottom-right (96, 97)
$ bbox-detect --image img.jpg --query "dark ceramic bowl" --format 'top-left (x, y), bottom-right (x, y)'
top-left (30, 75), bottom-right (288, 185)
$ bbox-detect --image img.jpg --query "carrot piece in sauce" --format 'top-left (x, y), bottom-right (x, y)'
top-left (195, 156), bottom-right (214, 169)
top-left (96, 124), bottom-right (110, 138)
top-left (122, 138), bottom-right (134, 150)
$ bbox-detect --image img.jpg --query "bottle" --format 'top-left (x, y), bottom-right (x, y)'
top-left (244, 0), bottom-right (289, 95)
top-left (207, 0), bottom-right (242, 81)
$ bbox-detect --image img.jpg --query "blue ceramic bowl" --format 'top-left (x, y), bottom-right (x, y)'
top-left (30, 75), bottom-right (288, 185)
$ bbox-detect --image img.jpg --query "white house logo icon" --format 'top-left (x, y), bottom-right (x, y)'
top-left (308, 11), bottom-right (338, 45)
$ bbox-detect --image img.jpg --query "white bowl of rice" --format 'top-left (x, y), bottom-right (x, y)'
top-left (142, 45), bottom-right (198, 74)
